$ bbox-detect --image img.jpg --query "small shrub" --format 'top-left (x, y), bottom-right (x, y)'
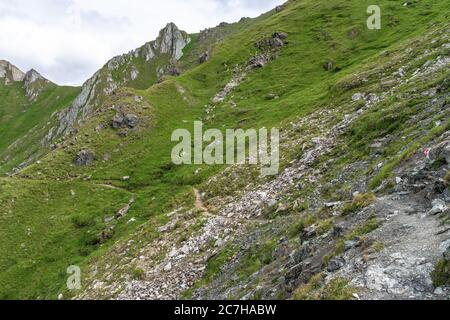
top-left (131, 268), bottom-right (145, 280)
top-left (431, 259), bottom-right (450, 287)
top-left (317, 218), bottom-right (334, 235)
top-left (293, 275), bottom-right (356, 300)
top-left (293, 273), bottom-right (323, 300)
top-left (342, 193), bottom-right (375, 215)
top-left (372, 241), bottom-right (385, 253)
top-left (288, 214), bottom-right (316, 238)
top-left (444, 171), bottom-right (450, 186)
top-left (321, 278), bottom-right (356, 300)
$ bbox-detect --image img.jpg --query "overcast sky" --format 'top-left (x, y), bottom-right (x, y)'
top-left (0, 0), bottom-right (283, 86)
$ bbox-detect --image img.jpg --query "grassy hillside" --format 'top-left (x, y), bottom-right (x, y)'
top-left (0, 82), bottom-right (80, 174)
top-left (0, 0), bottom-right (449, 299)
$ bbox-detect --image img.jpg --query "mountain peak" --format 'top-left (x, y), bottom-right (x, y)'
top-left (155, 22), bottom-right (191, 61)
top-left (24, 68), bottom-right (46, 86)
top-left (0, 60), bottom-right (25, 84)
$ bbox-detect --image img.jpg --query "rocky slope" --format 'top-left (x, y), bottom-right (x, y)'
top-left (0, 0), bottom-right (449, 300)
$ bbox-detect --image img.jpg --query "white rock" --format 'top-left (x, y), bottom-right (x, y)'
top-left (164, 262), bottom-right (172, 272)
top-left (352, 93), bottom-right (364, 101)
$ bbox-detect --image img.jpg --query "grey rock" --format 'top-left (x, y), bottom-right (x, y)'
top-left (248, 55), bottom-right (269, 69)
top-left (125, 114), bottom-right (139, 128)
top-left (118, 129), bottom-right (129, 137)
top-left (327, 256), bottom-right (345, 272)
top-left (167, 65), bottom-right (181, 76)
top-left (74, 150), bottom-right (95, 166)
top-left (269, 37), bottom-right (285, 48)
top-left (164, 262), bottom-right (172, 272)
top-left (429, 199), bottom-right (447, 215)
top-left (323, 61), bottom-right (334, 71)
top-left (352, 93), bottom-right (364, 101)
top-left (199, 52), bottom-right (210, 64)
top-left (344, 239), bottom-right (361, 252)
top-left (275, 4), bottom-right (286, 12)
top-left (273, 32), bottom-right (288, 40)
top-left (112, 114), bottom-right (125, 129)
top-left (291, 246), bottom-right (311, 265)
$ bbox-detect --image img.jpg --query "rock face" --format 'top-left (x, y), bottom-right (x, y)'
top-left (0, 60), bottom-right (50, 101)
top-left (0, 60), bottom-right (25, 84)
top-left (43, 22), bottom-right (191, 145)
top-left (154, 22), bottom-right (191, 61)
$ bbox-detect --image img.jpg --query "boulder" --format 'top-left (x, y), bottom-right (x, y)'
top-left (327, 256), bottom-right (345, 272)
top-left (429, 199), bottom-right (447, 215)
top-left (125, 114), bottom-right (139, 128)
top-left (74, 150), bottom-right (95, 166)
top-left (112, 114), bottom-right (125, 129)
top-left (199, 52), bottom-right (210, 64)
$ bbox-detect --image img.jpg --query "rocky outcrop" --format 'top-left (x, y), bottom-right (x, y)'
top-left (154, 22), bottom-right (191, 61)
top-left (0, 60), bottom-right (25, 84)
top-left (0, 61), bottom-right (50, 101)
top-left (23, 69), bottom-right (49, 102)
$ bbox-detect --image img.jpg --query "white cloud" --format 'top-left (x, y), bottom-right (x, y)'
top-left (0, 0), bottom-right (283, 85)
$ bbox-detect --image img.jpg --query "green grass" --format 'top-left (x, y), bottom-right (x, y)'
top-left (0, 82), bottom-right (80, 173)
top-left (1, 0), bottom-right (449, 298)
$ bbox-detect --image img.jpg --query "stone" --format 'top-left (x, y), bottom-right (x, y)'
top-left (291, 246), bottom-right (311, 264)
top-left (434, 287), bottom-right (444, 295)
top-left (352, 93), bottom-right (364, 101)
top-left (325, 201), bottom-right (341, 208)
top-left (57, 293), bottom-right (64, 300)
top-left (164, 262), bottom-right (172, 272)
top-left (269, 37), bottom-right (285, 48)
top-left (344, 239), bottom-right (361, 251)
top-left (112, 114), bottom-right (125, 129)
top-left (273, 32), bottom-right (288, 40)
top-left (327, 256), bottom-right (345, 272)
top-left (396, 177), bottom-right (403, 184)
top-left (248, 55), bottom-right (269, 69)
top-left (332, 226), bottom-right (344, 238)
top-left (118, 129), bottom-right (129, 137)
top-left (125, 114), bottom-right (139, 128)
top-left (199, 52), bottom-right (210, 64)
top-left (429, 199), bottom-right (447, 215)
top-left (74, 150), bottom-right (95, 166)
top-left (214, 238), bottom-right (224, 247)
top-left (323, 61), bottom-right (333, 71)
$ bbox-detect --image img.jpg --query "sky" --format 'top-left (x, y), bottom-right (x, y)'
top-left (0, 0), bottom-right (283, 86)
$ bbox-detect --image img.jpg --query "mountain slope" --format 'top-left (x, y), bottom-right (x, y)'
top-left (0, 61), bottom-right (80, 175)
top-left (0, 0), bottom-right (449, 300)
